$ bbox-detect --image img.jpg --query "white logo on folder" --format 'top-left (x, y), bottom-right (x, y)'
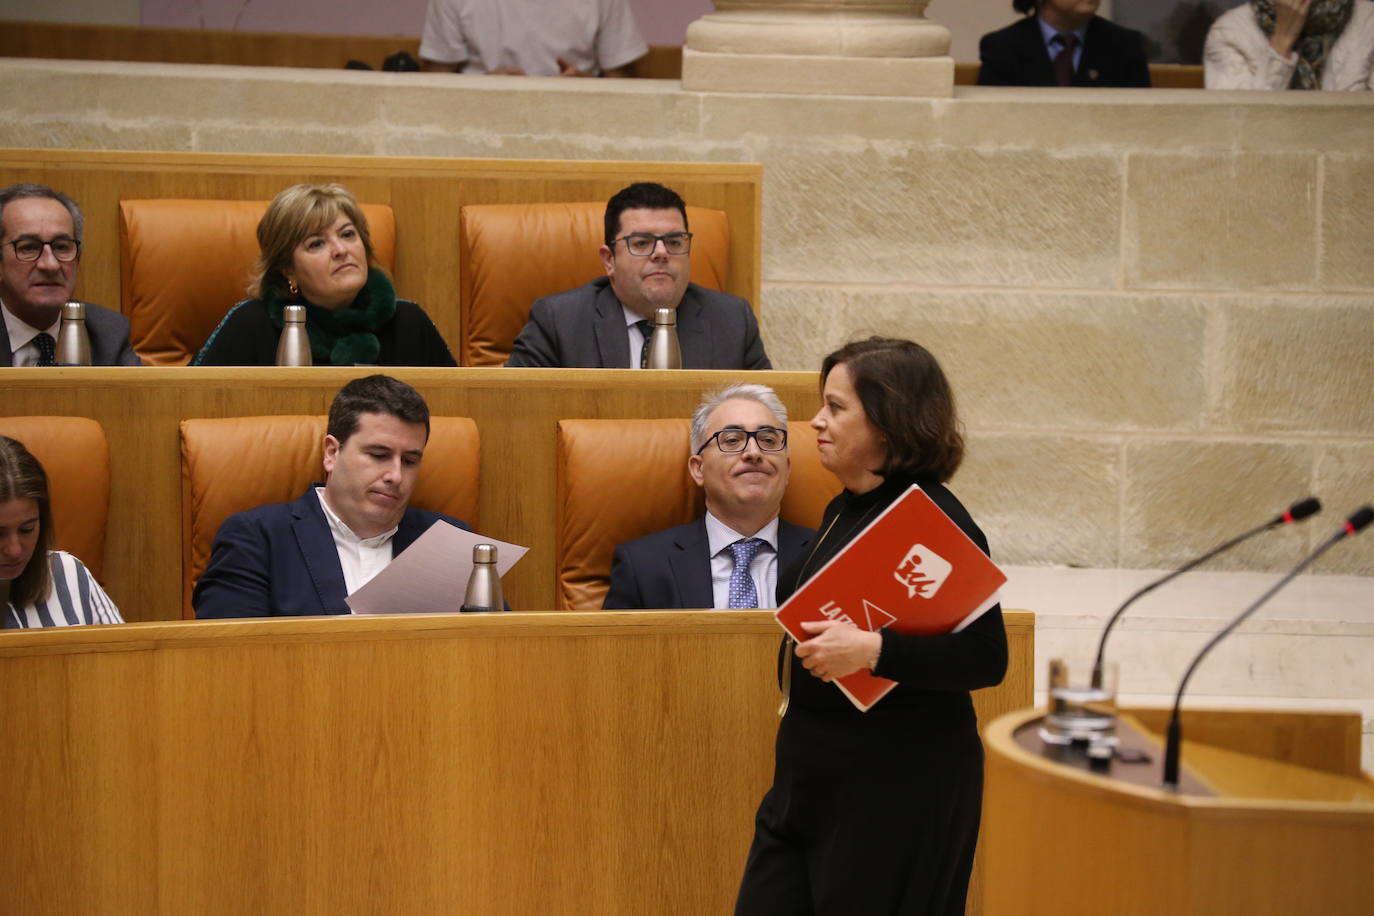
top-left (893, 544), bottom-right (951, 599)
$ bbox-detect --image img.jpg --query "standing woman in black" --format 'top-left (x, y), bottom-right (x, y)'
top-left (734, 337), bottom-right (1008, 916)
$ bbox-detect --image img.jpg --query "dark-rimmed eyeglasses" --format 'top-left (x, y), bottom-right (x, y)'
top-left (696, 427), bottom-right (787, 455)
top-left (4, 237), bottom-right (81, 263)
top-left (614, 232), bottom-right (693, 257)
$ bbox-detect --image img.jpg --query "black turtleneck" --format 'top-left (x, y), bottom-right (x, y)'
top-left (778, 473), bottom-right (1008, 714)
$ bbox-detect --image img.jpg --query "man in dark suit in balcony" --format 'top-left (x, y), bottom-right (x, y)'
top-left (0, 183), bottom-right (141, 367)
top-left (603, 383), bottom-right (812, 611)
top-left (977, 0), bottom-right (1152, 88)
top-left (505, 181), bottom-right (771, 370)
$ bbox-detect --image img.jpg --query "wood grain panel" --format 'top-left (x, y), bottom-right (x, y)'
top-left (0, 149), bottom-right (762, 366)
top-left (1, 369), bottom-right (829, 620)
top-left (0, 610), bottom-right (1034, 916)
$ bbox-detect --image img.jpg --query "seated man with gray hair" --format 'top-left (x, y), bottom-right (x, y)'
top-left (602, 383), bottom-right (814, 610)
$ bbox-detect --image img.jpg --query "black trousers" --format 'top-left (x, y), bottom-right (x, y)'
top-left (734, 702), bottom-right (983, 916)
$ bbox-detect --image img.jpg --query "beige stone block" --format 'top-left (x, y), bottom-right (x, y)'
top-left (191, 126), bottom-right (378, 157)
top-left (380, 79), bottom-right (700, 139)
top-left (757, 285), bottom-right (846, 371)
top-left (1, 120), bottom-right (193, 153)
top-left (1321, 155), bottom-right (1374, 291)
top-left (956, 433), bottom-right (1121, 568)
top-left (1125, 152), bottom-right (1318, 290)
top-left (682, 48), bottom-right (954, 98)
top-left (941, 93), bottom-right (1237, 151)
top-left (1313, 444), bottom-right (1374, 575)
top-left (762, 147), bottom-right (1121, 287)
top-left (379, 128), bottom-right (737, 164)
top-left (1235, 100), bottom-right (1374, 155)
top-left (1123, 440), bottom-right (1314, 571)
top-left (700, 94), bottom-right (938, 144)
top-left (763, 286), bottom-right (1208, 430)
top-left (1216, 298), bottom-right (1374, 435)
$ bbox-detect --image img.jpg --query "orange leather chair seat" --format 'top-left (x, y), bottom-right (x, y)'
top-left (0, 417), bottom-right (110, 582)
top-left (120, 199), bottom-right (397, 366)
top-left (556, 418), bottom-right (839, 611)
top-left (180, 414), bottom-right (479, 617)
top-left (458, 202), bottom-right (730, 367)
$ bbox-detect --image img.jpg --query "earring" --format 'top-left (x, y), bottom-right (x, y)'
top-left (288, 279), bottom-right (299, 296)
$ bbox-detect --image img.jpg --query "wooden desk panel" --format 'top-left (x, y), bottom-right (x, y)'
top-left (0, 368), bottom-right (823, 619)
top-left (0, 610), bottom-right (1034, 916)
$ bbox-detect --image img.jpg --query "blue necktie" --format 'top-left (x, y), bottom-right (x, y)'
top-left (727, 538), bottom-right (765, 609)
top-left (636, 319), bottom-right (654, 368)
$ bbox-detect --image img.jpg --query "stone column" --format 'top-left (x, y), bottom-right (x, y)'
top-left (681, 0), bottom-right (953, 98)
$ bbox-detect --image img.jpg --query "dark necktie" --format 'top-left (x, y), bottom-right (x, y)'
top-left (727, 538), bottom-right (766, 609)
top-left (33, 332), bottom-right (57, 367)
top-left (1053, 33), bottom-right (1078, 87)
top-left (635, 319), bottom-right (654, 369)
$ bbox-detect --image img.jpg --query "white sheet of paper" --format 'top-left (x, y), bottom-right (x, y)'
top-left (346, 521), bottom-right (527, 614)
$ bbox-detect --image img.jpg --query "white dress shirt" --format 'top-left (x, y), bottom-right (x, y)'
top-left (315, 487), bottom-right (398, 597)
top-left (704, 512), bottom-right (781, 609)
top-left (2, 301), bottom-right (59, 367)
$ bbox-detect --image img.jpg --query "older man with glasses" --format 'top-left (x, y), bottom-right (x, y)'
top-left (603, 383), bottom-right (813, 610)
top-left (0, 184), bottom-right (141, 367)
top-left (506, 181), bottom-right (771, 369)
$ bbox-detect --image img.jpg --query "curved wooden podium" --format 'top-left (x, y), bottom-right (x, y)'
top-left (982, 708), bottom-right (1374, 916)
top-left (0, 610), bottom-right (1032, 915)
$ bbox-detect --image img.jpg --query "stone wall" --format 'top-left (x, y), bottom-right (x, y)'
top-left (3, 58), bottom-right (1372, 577)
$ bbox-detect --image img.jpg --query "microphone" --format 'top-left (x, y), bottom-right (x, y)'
top-left (1161, 505), bottom-right (1373, 789)
top-left (1089, 497), bottom-right (1321, 688)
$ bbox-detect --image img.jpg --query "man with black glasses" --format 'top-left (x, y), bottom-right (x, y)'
top-left (0, 184), bottom-right (140, 366)
top-left (506, 182), bottom-right (771, 369)
top-left (603, 384), bottom-right (812, 610)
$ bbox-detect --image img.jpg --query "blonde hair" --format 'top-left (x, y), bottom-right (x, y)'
top-left (249, 183), bottom-right (377, 299)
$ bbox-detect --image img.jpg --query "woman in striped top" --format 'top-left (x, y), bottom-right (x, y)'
top-left (0, 436), bottom-right (124, 629)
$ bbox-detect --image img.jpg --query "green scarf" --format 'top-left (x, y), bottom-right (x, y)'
top-left (1252, 0), bottom-right (1355, 89)
top-left (265, 267), bottom-right (397, 366)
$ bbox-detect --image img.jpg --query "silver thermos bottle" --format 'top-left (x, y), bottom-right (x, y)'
top-left (461, 544), bottom-right (504, 612)
top-left (56, 302), bottom-right (92, 366)
top-left (645, 307), bottom-right (682, 370)
top-left (276, 304), bottom-right (312, 367)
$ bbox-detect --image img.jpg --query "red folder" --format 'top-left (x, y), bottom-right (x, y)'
top-left (775, 484), bottom-right (1006, 712)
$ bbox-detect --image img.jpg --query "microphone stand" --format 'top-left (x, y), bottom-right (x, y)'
top-left (1162, 507), bottom-right (1373, 790)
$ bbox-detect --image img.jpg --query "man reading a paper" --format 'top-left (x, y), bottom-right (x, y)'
top-left (601, 383), bottom-right (814, 610)
top-left (194, 375), bottom-right (470, 618)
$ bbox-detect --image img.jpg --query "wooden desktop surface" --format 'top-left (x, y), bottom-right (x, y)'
top-left (0, 609), bottom-right (1034, 916)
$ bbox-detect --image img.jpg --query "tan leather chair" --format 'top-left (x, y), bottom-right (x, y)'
top-left (180, 414), bottom-right (479, 617)
top-left (458, 202), bottom-right (730, 367)
top-left (119, 199), bottom-right (397, 366)
top-left (0, 417), bottom-right (110, 582)
top-left (556, 418), bottom-right (840, 611)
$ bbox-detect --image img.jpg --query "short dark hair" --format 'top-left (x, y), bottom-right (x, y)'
top-left (326, 374), bottom-right (430, 445)
top-left (0, 435), bottom-right (54, 608)
top-left (820, 337), bottom-right (964, 482)
top-left (603, 182), bottom-right (689, 246)
top-left (1013, 0), bottom-right (1037, 14)
top-left (0, 183), bottom-right (84, 243)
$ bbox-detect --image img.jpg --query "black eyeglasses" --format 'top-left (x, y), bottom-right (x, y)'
top-left (696, 427), bottom-right (788, 455)
top-left (614, 232), bottom-right (693, 257)
top-left (4, 237), bottom-right (81, 263)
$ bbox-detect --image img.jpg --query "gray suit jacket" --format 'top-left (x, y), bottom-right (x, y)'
top-left (505, 277), bottom-right (771, 369)
top-left (0, 301), bottom-right (141, 366)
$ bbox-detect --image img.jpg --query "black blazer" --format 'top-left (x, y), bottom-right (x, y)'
top-left (977, 15), bottom-right (1151, 88)
top-left (602, 516), bottom-right (814, 610)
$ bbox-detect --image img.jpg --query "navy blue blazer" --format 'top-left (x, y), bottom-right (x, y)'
top-left (193, 487), bottom-right (470, 618)
top-left (601, 516), bottom-right (815, 610)
top-left (977, 15), bottom-right (1151, 88)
